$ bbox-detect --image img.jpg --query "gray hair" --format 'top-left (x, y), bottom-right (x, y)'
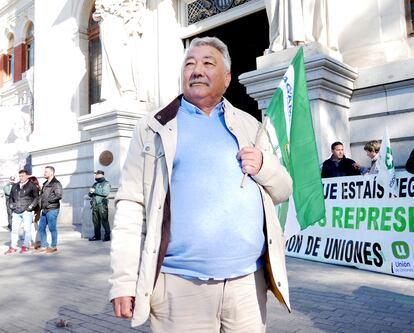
top-left (185, 37), bottom-right (231, 72)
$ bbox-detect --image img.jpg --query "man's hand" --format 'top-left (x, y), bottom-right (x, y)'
top-left (237, 147), bottom-right (263, 176)
top-left (112, 296), bottom-right (135, 319)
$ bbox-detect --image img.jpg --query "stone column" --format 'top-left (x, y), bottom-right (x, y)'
top-left (77, 101), bottom-right (151, 229)
top-left (239, 42), bottom-right (358, 162)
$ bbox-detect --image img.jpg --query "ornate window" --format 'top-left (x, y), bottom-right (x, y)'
top-left (7, 34), bottom-right (14, 81)
top-left (88, 10), bottom-right (102, 110)
top-left (25, 22), bottom-right (34, 70)
top-left (185, 0), bottom-right (253, 25)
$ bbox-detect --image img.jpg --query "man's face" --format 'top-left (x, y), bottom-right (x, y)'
top-left (44, 168), bottom-right (53, 179)
top-left (95, 173), bottom-right (104, 180)
top-left (182, 45), bottom-right (231, 108)
top-left (332, 145), bottom-right (344, 159)
top-left (19, 173), bottom-right (28, 183)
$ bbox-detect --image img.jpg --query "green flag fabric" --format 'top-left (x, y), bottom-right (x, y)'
top-left (265, 47), bottom-right (326, 239)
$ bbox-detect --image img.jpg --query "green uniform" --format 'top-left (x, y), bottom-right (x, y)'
top-left (89, 178), bottom-right (111, 240)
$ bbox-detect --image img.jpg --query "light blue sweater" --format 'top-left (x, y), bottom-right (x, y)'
top-left (160, 98), bottom-right (265, 279)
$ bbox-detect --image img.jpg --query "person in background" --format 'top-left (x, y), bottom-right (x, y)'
top-left (88, 170), bottom-right (111, 242)
top-left (363, 140), bottom-right (380, 175)
top-left (3, 176), bottom-right (15, 231)
top-left (5, 170), bottom-right (39, 254)
top-left (28, 175), bottom-right (42, 249)
top-left (406, 149), bottom-right (414, 174)
top-left (36, 166), bottom-right (63, 254)
top-left (321, 141), bottom-right (362, 178)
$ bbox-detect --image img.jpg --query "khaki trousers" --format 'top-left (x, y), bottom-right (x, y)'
top-left (150, 269), bottom-right (267, 333)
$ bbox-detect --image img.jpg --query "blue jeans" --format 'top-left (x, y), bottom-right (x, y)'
top-left (11, 211), bottom-right (34, 248)
top-left (38, 209), bottom-right (60, 248)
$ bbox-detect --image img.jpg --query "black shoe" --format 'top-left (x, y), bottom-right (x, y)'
top-left (102, 236), bottom-right (111, 242)
top-left (88, 236), bottom-right (101, 241)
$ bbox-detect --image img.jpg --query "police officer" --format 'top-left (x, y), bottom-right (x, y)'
top-left (88, 170), bottom-right (111, 241)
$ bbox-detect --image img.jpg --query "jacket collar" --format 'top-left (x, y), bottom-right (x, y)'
top-left (19, 180), bottom-right (29, 187)
top-left (149, 94), bottom-right (236, 128)
top-left (43, 177), bottom-right (56, 186)
top-left (154, 95), bottom-right (182, 126)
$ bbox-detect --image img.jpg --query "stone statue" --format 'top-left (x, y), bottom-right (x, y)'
top-left (265, 0), bottom-right (338, 53)
top-left (0, 106), bottom-right (31, 177)
top-left (93, 0), bottom-right (147, 103)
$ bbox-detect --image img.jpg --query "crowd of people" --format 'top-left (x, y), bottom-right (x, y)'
top-left (3, 167), bottom-right (62, 254)
top-left (321, 141), bottom-right (414, 178)
top-left (2, 167), bottom-right (111, 255)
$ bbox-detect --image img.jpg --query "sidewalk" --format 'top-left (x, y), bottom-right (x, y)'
top-left (0, 226), bottom-right (413, 333)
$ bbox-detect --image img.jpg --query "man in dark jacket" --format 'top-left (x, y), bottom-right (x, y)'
top-left (321, 141), bottom-right (362, 178)
top-left (36, 166), bottom-right (63, 254)
top-left (406, 149), bottom-right (414, 174)
top-left (5, 169), bottom-right (39, 254)
top-left (88, 170), bottom-right (111, 242)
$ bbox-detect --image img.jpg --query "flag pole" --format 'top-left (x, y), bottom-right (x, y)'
top-left (240, 117), bottom-right (270, 188)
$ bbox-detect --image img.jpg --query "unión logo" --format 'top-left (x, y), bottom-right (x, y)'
top-left (391, 241), bottom-right (410, 259)
top-left (385, 147), bottom-right (394, 170)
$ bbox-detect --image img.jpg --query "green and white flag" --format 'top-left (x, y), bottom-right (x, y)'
top-left (377, 127), bottom-right (398, 196)
top-left (264, 47), bottom-right (326, 240)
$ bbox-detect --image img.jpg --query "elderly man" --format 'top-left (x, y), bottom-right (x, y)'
top-left (110, 36), bottom-right (292, 332)
top-left (321, 141), bottom-right (361, 178)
